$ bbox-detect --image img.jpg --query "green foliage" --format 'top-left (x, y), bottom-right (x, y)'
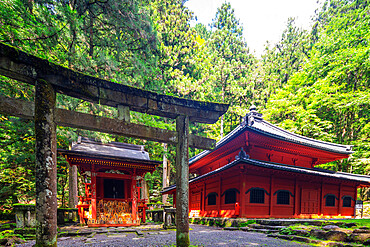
top-left (256, 18), bottom-right (309, 108)
top-left (239, 220), bottom-right (256, 227)
top-left (0, 229), bottom-right (24, 240)
top-left (263, 0), bottom-right (370, 200)
top-left (214, 220), bottom-right (224, 227)
top-left (189, 2), bottom-right (256, 139)
top-left (0, 223), bottom-right (16, 230)
top-left (279, 227), bottom-right (296, 235)
top-left (332, 219), bottom-right (370, 228)
top-left (150, 0), bottom-right (200, 94)
top-left (0, 0), bottom-right (158, 86)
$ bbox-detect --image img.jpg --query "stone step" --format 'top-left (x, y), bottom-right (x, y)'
top-left (223, 227), bottom-right (239, 231)
top-left (268, 233), bottom-right (321, 244)
top-left (256, 219), bottom-right (356, 228)
top-left (257, 219), bottom-right (324, 227)
top-left (240, 227), bottom-right (280, 234)
top-left (58, 231), bottom-right (92, 237)
top-left (268, 234), bottom-right (362, 247)
top-left (248, 224), bottom-right (286, 230)
top-left (281, 229), bottom-right (310, 237)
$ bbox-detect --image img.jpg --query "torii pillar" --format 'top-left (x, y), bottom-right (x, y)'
top-left (34, 80), bottom-right (57, 246)
top-left (175, 115), bottom-right (190, 246)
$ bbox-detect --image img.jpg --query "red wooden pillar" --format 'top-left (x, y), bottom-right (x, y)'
top-left (218, 175), bottom-right (222, 216)
top-left (338, 183), bottom-right (342, 216)
top-left (200, 188), bottom-right (203, 215)
top-left (202, 182), bottom-right (206, 215)
top-left (132, 176), bottom-right (138, 223)
top-left (91, 166), bottom-right (97, 221)
top-left (294, 178), bottom-right (299, 216)
top-left (354, 186), bottom-right (358, 218)
top-left (188, 187), bottom-right (191, 214)
top-left (269, 175), bottom-right (274, 216)
top-left (320, 181), bottom-right (324, 216)
top-left (240, 170), bottom-right (246, 217)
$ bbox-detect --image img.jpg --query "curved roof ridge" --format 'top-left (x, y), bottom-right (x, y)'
top-left (249, 118), bottom-right (353, 154)
top-left (189, 124), bottom-right (244, 164)
top-left (258, 119), bottom-right (352, 150)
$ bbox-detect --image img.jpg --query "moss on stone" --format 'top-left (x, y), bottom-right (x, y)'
top-left (13, 204), bottom-right (36, 211)
top-left (176, 231), bottom-right (190, 247)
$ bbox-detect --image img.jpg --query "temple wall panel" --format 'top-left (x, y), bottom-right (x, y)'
top-left (204, 178), bottom-right (218, 191)
top-left (322, 183), bottom-right (340, 215)
top-left (221, 175), bottom-right (240, 189)
top-left (340, 185), bottom-right (356, 216)
top-left (243, 174), bottom-right (270, 217)
top-left (248, 145), bottom-right (315, 168)
top-left (270, 177), bottom-right (295, 217)
top-left (203, 178), bottom-right (220, 215)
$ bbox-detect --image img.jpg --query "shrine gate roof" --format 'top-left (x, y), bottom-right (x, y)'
top-left (189, 106), bottom-right (353, 166)
top-left (59, 137), bottom-right (161, 167)
top-left (163, 155), bottom-right (370, 193)
top-left (71, 137), bottom-right (149, 160)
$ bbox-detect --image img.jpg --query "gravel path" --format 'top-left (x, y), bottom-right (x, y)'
top-left (17, 224), bottom-right (311, 247)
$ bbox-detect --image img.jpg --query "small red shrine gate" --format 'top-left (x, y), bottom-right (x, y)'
top-left (163, 106), bottom-right (370, 219)
top-left (60, 137), bottom-right (159, 226)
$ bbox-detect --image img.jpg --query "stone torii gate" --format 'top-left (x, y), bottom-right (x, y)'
top-left (0, 43), bottom-right (228, 247)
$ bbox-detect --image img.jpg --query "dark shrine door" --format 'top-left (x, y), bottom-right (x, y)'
top-left (300, 188), bottom-right (319, 214)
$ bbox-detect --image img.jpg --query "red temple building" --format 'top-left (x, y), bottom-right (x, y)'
top-left (163, 106), bottom-right (370, 218)
top-left (60, 137), bottom-right (160, 226)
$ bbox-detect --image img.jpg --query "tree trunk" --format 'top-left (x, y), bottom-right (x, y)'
top-left (68, 164), bottom-right (78, 208)
top-left (162, 143), bottom-right (169, 204)
top-left (89, 7), bottom-right (94, 57)
top-left (220, 114), bottom-right (224, 139)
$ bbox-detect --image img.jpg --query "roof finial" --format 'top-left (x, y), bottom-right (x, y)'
top-left (242, 104), bottom-right (263, 126)
top-left (249, 104), bottom-right (257, 112)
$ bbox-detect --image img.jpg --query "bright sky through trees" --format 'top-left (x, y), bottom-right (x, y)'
top-left (185, 0), bottom-right (321, 56)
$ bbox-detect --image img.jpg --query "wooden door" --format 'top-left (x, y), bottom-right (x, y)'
top-left (300, 188), bottom-right (319, 214)
top-left (190, 190), bottom-right (201, 210)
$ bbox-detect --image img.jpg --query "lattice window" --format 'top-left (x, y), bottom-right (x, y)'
top-left (208, 193), bottom-right (217, 206)
top-left (225, 190), bottom-right (237, 204)
top-left (277, 191), bottom-right (290, 205)
top-left (325, 195), bottom-right (336, 207)
top-left (342, 196), bottom-right (352, 207)
top-left (250, 188), bottom-right (265, 204)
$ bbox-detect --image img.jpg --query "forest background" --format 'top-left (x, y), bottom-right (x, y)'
top-left (0, 0), bottom-right (369, 215)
